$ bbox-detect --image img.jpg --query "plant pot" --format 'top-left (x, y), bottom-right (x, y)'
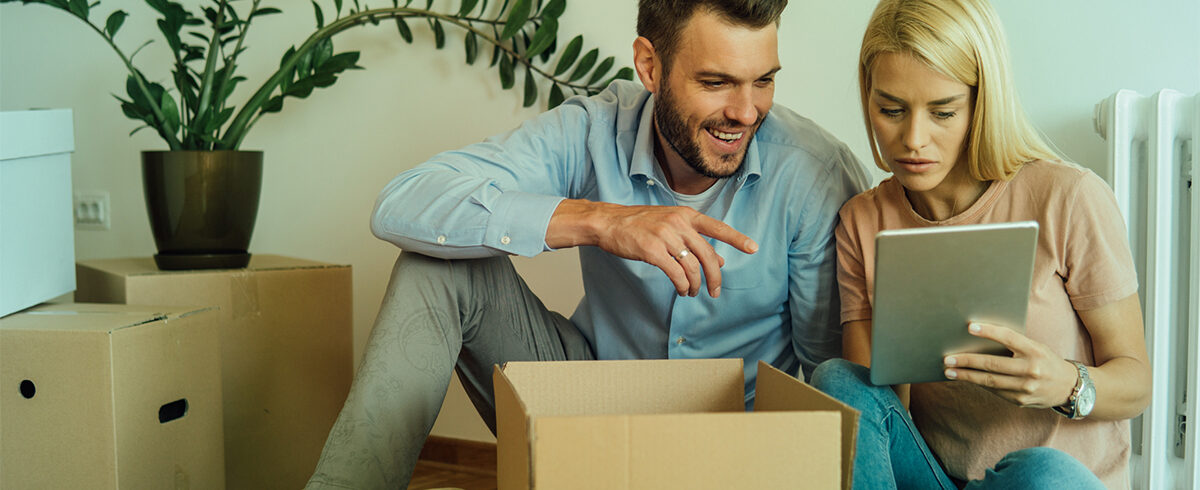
top-left (142, 150), bottom-right (263, 270)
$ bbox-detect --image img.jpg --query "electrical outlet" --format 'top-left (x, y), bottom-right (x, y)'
top-left (74, 191), bottom-right (110, 230)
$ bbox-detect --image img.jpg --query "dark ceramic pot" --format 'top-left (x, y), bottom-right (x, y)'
top-left (142, 150), bottom-right (263, 270)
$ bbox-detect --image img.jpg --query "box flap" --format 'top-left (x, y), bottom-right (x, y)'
top-left (76, 255), bottom-right (348, 278)
top-left (532, 411), bottom-right (841, 489)
top-left (755, 361), bottom-right (858, 490)
top-left (0, 110), bottom-right (74, 160)
top-left (494, 365), bottom-right (530, 490)
top-left (501, 359), bottom-right (744, 416)
top-left (0, 303), bottom-right (210, 334)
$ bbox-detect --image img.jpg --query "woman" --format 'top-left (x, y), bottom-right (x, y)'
top-left (811, 0), bottom-right (1151, 488)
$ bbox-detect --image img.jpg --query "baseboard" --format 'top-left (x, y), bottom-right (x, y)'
top-left (418, 436), bottom-right (498, 475)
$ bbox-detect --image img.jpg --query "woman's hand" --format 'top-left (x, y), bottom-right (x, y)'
top-left (942, 323), bottom-right (1078, 409)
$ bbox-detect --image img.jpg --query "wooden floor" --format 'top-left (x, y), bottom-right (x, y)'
top-left (407, 436), bottom-right (498, 490)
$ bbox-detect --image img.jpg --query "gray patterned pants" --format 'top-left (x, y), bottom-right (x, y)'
top-left (306, 252), bottom-right (595, 489)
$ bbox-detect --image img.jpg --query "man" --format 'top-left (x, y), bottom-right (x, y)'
top-left (308, 0), bottom-right (868, 487)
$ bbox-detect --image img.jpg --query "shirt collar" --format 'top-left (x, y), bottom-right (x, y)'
top-left (629, 94), bottom-right (763, 185)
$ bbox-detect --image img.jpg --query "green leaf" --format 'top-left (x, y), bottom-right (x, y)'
top-left (553, 35), bottom-right (581, 76)
top-left (317, 52), bottom-right (361, 73)
top-left (586, 56), bottom-right (615, 85)
top-left (67, 0), bottom-right (87, 18)
top-left (262, 96), bottom-right (284, 113)
top-left (395, 18), bottom-right (413, 43)
top-left (432, 19), bottom-right (445, 49)
top-left (334, 0), bottom-right (343, 15)
top-left (312, 1), bottom-right (324, 28)
top-left (568, 48), bottom-right (597, 82)
top-left (539, 36), bottom-right (555, 63)
top-left (499, 54), bottom-right (514, 90)
top-left (500, 0), bottom-right (530, 40)
top-left (540, 0), bottom-right (564, 19)
top-left (104, 10), bottom-right (126, 37)
top-left (601, 67), bottom-right (634, 88)
top-left (464, 32), bottom-right (478, 64)
top-left (522, 67), bottom-right (537, 108)
top-left (313, 38), bottom-right (333, 69)
top-left (525, 17), bottom-right (556, 59)
top-left (251, 7), bottom-right (282, 18)
top-left (297, 47), bottom-right (314, 77)
top-left (160, 92), bottom-right (180, 135)
top-left (489, 43), bottom-right (501, 67)
top-left (130, 125), bottom-right (151, 136)
top-left (458, 0), bottom-right (478, 16)
top-left (548, 84), bottom-right (565, 109)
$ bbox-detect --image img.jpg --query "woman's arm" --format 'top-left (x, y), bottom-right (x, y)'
top-left (843, 319), bottom-right (911, 407)
top-left (943, 293), bottom-right (1150, 420)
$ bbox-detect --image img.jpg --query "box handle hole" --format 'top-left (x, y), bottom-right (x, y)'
top-left (159, 398), bottom-right (188, 423)
top-left (19, 380), bottom-right (35, 399)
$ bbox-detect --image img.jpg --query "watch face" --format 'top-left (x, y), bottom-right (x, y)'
top-left (1077, 380), bottom-right (1097, 417)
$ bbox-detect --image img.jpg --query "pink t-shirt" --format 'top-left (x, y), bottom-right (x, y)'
top-left (836, 160), bottom-right (1138, 488)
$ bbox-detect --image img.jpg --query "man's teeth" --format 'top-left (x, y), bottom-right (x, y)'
top-left (709, 129), bottom-right (743, 142)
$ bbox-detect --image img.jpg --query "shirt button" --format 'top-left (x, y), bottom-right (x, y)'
top-left (500, 236), bottom-right (511, 245)
top-left (676, 336), bottom-right (686, 345)
top-left (646, 179), bottom-right (656, 186)
top-left (436, 235), bottom-right (447, 244)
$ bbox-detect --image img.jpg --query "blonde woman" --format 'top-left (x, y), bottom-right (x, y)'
top-left (810, 0), bottom-right (1150, 488)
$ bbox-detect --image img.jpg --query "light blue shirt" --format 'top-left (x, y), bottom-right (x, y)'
top-left (372, 80), bottom-right (868, 402)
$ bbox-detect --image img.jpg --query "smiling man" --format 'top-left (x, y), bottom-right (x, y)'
top-left (307, 1), bottom-right (868, 488)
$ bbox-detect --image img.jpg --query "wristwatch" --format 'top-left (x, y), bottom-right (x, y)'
top-left (1053, 360), bottom-right (1096, 420)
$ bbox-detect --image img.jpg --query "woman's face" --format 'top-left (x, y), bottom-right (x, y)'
top-left (868, 52), bottom-right (975, 197)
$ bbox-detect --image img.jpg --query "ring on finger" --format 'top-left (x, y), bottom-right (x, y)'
top-left (675, 249), bottom-right (690, 260)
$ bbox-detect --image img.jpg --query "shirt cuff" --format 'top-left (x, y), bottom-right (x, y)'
top-left (485, 191), bottom-right (565, 257)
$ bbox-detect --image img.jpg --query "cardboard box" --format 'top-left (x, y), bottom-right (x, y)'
top-left (494, 359), bottom-right (859, 490)
top-left (0, 303), bottom-right (224, 489)
top-left (0, 109), bottom-right (75, 317)
top-left (75, 255), bottom-right (353, 490)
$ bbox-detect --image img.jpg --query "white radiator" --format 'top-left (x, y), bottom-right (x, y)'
top-left (1095, 89), bottom-right (1199, 490)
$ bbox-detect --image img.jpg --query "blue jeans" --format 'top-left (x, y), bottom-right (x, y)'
top-left (810, 359), bottom-right (1106, 490)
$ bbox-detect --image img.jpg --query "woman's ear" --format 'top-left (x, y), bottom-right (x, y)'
top-left (632, 37), bottom-right (661, 93)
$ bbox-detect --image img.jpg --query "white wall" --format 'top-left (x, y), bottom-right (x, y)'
top-left (3, 1), bottom-right (1197, 443)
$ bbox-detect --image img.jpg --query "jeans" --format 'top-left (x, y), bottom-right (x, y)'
top-left (810, 359), bottom-right (1106, 490)
top-left (306, 252), bottom-right (595, 489)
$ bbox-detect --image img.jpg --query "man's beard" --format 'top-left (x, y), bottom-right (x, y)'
top-left (653, 82), bottom-right (760, 179)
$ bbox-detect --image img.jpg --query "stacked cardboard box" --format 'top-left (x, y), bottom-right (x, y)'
top-left (495, 359), bottom-right (859, 490)
top-left (76, 255), bottom-right (353, 490)
top-left (0, 303), bottom-right (224, 488)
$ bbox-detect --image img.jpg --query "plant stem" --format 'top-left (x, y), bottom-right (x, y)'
top-left (192, 0), bottom-right (230, 149)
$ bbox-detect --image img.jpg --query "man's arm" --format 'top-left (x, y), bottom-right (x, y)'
top-left (370, 105), bottom-right (589, 259)
top-left (548, 199), bottom-right (756, 298)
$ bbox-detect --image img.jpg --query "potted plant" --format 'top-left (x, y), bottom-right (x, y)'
top-left (3, 0), bottom-right (629, 269)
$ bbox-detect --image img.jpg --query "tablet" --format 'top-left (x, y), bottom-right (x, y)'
top-left (869, 221), bottom-right (1039, 385)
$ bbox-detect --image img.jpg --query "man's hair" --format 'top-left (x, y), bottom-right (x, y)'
top-left (859, 0), bottom-right (1060, 181)
top-left (637, 0), bottom-right (787, 73)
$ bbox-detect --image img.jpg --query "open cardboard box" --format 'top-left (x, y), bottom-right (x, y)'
top-left (494, 359), bottom-right (859, 489)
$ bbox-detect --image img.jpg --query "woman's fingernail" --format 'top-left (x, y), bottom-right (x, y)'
top-left (969, 323), bottom-right (982, 333)
top-left (945, 369), bottom-right (958, 379)
top-left (713, 286), bottom-right (721, 297)
top-left (944, 356), bottom-right (957, 366)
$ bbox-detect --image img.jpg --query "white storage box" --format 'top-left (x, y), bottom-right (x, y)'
top-left (0, 109), bottom-right (75, 317)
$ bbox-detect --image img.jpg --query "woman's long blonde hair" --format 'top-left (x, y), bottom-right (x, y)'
top-left (859, 0), bottom-right (1060, 180)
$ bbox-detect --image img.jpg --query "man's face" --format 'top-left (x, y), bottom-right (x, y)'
top-left (652, 10), bottom-right (780, 179)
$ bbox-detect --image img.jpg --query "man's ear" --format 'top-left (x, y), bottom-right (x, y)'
top-left (632, 36), bottom-right (661, 94)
